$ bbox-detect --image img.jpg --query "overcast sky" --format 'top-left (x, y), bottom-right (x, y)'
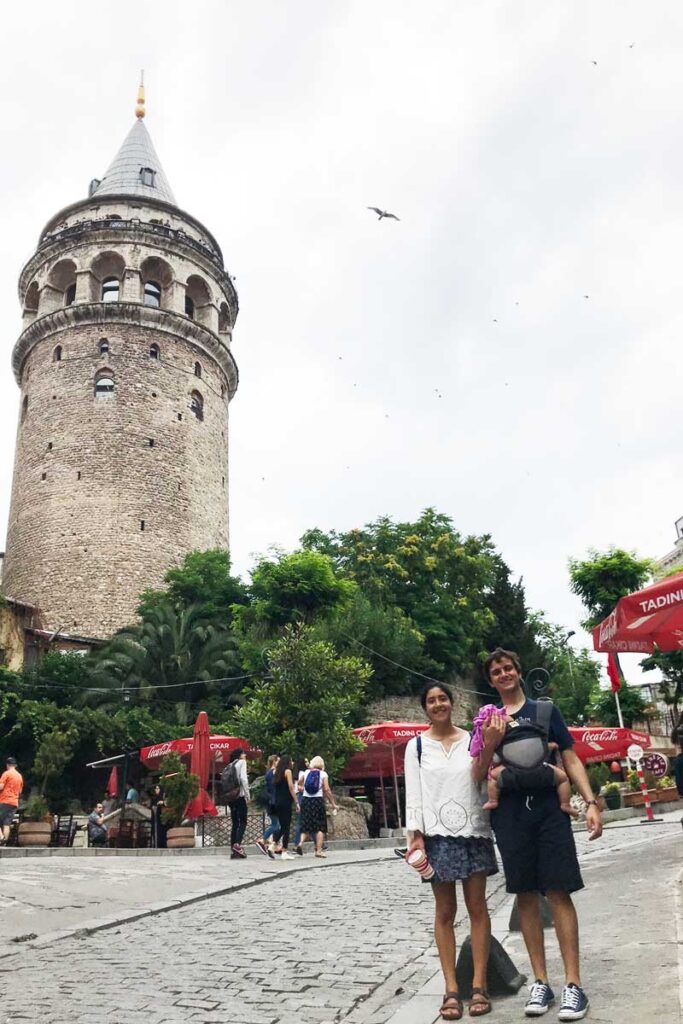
top-left (0, 2), bottom-right (679, 682)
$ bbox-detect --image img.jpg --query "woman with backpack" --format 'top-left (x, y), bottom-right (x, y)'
top-left (296, 755), bottom-right (338, 858)
top-left (271, 754), bottom-right (297, 859)
top-left (223, 747), bottom-right (250, 859)
top-left (256, 754), bottom-right (280, 858)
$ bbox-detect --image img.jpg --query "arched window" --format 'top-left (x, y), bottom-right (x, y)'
top-left (21, 395), bottom-right (28, 422)
top-left (101, 277), bottom-right (120, 302)
top-left (143, 280), bottom-right (161, 308)
top-left (64, 283), bottom-right (76, 306)
top-left (190, 390), bottom-right (204, 421)
top-left (99, 338), bottom-right (109, 355)
top-left (95, 374), bottom-right (115, 397)
top-left (149, 343), bottom-right (160, 360)
top-left (194, 361), bottom-right (202, 378)
top-left (53, 345), bottom-right (62, 362)
top-left (185, 295), bottom-right (195, 319)
top-left (218, 303), bottom-right (230, 333)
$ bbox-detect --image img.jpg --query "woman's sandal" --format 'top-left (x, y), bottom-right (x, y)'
top-left (468, 987), bottom-right (491, 1017)
top-left (440, 991), bottom-right (464, 1020)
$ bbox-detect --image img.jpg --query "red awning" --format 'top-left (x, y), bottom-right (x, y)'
top-left (342, 720), bottom-right (651, 780)
top-left (140, 735), bottom-right (255, 769)
top-left (592, 572), bottom-right (683, 654)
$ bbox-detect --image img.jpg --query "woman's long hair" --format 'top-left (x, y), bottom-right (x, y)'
top-left (273, 754), bottom-right (292, 784)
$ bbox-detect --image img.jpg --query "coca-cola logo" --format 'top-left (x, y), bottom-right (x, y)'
top-left (146, 741), bottom-right (174, 758)
top-left (582, 729), bottom-right (619, 743)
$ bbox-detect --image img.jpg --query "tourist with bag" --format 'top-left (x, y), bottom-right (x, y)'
top-left (295, 755), bottom-right (338, 858)
top-left (256, 754), bottom-right (280, 858)
top-left (271, 754), bottom-right (297, 859)
top-left (221, 747), bottom-right (250, 858)
top-left (404, 683), bottom-right (497, 1020)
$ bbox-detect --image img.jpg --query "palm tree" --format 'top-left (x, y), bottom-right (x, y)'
top-left (87, 601), bottom-right (242, 725)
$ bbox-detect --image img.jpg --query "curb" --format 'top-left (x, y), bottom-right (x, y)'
top-left (0, 847), bottom-right (398, 957)
top-left (0, 835), bottom-right (400, 858)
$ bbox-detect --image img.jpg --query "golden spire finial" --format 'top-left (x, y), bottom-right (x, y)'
top-left (135, 71), bottom-right (145, 119)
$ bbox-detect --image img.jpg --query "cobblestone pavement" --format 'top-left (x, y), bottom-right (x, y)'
top-left (2, 816), bottom-right (681, 1024)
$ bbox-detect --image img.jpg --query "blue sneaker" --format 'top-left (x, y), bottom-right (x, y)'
top-left (525, 981), bottom-right (555, 1016)
top-left (558, 984), bottom-right (589, 1021)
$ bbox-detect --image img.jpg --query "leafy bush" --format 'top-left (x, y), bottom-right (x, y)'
top-left (587, 763), bottom-right (609, 795)
top-left (159, 752), bottom-right (199, 827)
top-left (23, 794), bottom-right (49, 821)
top-left (655, 775), bottom-right (673, 790)
top-left (602, 782), bottom-right (622, 809)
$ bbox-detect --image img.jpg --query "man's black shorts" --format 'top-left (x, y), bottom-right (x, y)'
top-left (0, 803), bottom-right (16, 827)
top-left (490, 791), bottom-right (583, 894)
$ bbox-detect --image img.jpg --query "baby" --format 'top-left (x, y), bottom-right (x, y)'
top-left (470, 704), bottom-right (576, 817)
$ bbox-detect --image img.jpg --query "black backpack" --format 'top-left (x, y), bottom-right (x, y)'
top-left (220, 762), bottom-right (241, 804)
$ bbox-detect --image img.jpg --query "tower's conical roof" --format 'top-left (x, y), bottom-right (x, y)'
top-left (92, 118), bottom-right (176, 205)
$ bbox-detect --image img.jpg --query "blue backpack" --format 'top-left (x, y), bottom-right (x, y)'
top-left (304, 769), bottom-right (321, 795)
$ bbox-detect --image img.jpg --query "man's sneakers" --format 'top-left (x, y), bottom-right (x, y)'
top-left (558, 984), bottom-right (589, 1021)
top-left (525, 981), bottom-right (555, 1016)
top-left (525, 981), bottom-right (589, 1021)
top-left (230, 843), bottom-right (247, 859)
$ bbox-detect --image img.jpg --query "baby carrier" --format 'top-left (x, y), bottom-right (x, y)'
top-left (494, 700), bottom-right (557, 794)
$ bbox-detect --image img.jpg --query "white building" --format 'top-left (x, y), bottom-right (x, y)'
top-left (653, 517), bottom-right (683, 579)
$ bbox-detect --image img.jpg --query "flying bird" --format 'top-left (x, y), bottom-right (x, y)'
top-left (367, 206), bottom-right (400, 221)
top-left (591, 60), bottom-right (598, 66)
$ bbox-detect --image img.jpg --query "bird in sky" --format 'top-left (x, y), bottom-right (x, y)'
top-left (628, 42), bottom-right (635, 48)
top-left (583, 294), bottom-right (590, 299)
top-left (591, 60), bottom-right (598, 65)
top-left (367, 207), bottom-right (400, 221)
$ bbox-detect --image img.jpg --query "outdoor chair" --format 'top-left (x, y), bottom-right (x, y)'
top-left (50, 814), bottom-right (80, 848)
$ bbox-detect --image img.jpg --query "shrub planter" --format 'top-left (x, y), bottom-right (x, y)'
top-left (604, 791), bottom-right (622, 811)
top-left (17, 821), bottom-right (52, 847)
top-left (622, 786), bottom-right (679, 808)
top-left (166, 825), bottom-right (195, 849)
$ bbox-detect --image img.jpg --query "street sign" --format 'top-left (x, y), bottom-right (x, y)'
top-left (627, 743), bottom-right (644, 763)
top-left (641, 752), bottom-right (669, 779)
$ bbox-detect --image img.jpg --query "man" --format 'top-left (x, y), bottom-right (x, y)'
top-left (0, 757), bottom-right (23, 844)
top-left (125, 783), bottom-right (139, 803)
top-left (87, 802), bottom-right (108, 847)
top-left (475, 648), bottom-right (602, 1021)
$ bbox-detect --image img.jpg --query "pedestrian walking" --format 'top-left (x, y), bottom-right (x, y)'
top-left (475, 648), bottom-right (602, 1021)
top-left (271, 754), bottom-right (297, 859)
top-left (0, 757), bottom-right (23, 845)
top-left (296, 756), bottom-right (338, 859)
top-left (256, 754), bottom-right (280, 858)
top-left (293, 757), bottom-right (309, 851)
top-left (405, 684), bottom-right (497, 1020)
top-left (223, 747), bottom-right (250, 859)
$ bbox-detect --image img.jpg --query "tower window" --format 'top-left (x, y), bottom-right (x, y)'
top-left (139, 167), bottom-right (156, 187)
top-left (47, 442), bottom-right (53, 451)
top-left (177, 413), bottom-right (183, 421)
top-left (143, 280), bottom-right (161, 308)
top-left (53, 345), bottom-right (62, 362)
top-left (220, 384), bottom-right (225, 399)
top-left (194, 361), bottom-right (202, 378)
top-left (95, 375), bottom-right (115, 397)
top-left (149, 343), bottom-right (160, 360)
top-left (21, 395), bottom-right (28, 422)
top-left (148, 438), bottom-right (154, 447)
top-left (140, 520), bottom-right (145, 531)
top-left (99, 338), bottom-right (109, 355)
top-left (64, 284), bottom-right (76, 306)
top-left (190, 390), bottom-right (204, 421)
top-left (41, 473), bottom-right (46, 482)
top-left (77, 471), bottom-right (81, 480)
top-left (185, 295), bottom-right (195, 319)
top-left (101, 277), bottom-right (120, 302)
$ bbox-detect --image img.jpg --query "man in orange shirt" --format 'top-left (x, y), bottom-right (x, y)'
top-left (0, 757), bottom-right (23, 843)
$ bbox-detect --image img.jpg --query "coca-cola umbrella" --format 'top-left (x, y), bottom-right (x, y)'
top-left (344, 723), bottom-right (429, 829)
top-left (183, 711), bottom-right (218, 821)
top-left (592, 571), bottom-right (683, 654)
top-left (568, 727), bottom-right (651, 764)
top-left (139, 734), bottom-right (254, 769)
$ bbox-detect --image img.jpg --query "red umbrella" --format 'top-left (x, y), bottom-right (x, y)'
top-left (106, 765), bottom-right (119, 798)
top-left (343, 723), bottom-right (429, 828)
top-left (183, 712), bottom-right (218, 820)
top-left (593, 572), bottom-right (683, 654)
top-left (139, 734), bottom-right (254, 769)
top-left (568, 726), bottom-right (651, 764)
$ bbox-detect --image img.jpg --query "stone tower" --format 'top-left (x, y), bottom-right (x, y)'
top-left (2, 86), bottom-right (239, 640)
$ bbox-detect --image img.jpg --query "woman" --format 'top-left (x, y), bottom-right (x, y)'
top-left (293, 757), bottom-right (309, 852)
top-left (228, 747), bottom-right (250, 859)
top-left (405, 683), bottom-right (497, 1020)
top-left (297, 755), bottom-right (338, 858)
top-left (150, 783), bottom-right (167, 849)
top-left (256, 755), bottom-right (280, 858)
top-left (272, 754), bottom-right (297, 859)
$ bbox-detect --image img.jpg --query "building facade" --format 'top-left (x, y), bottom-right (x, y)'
top-left (2, 92), bottom-right (239, 640)
top-left (653, 517), bottom-right (683, 580)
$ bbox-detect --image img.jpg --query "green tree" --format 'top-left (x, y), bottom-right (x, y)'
top-left (529, 615), bottom-right (601, 725)
top-left (89, 601), bottom-right (241, 725)
top-left (302, 509), bottom-right (498, 675)
top-left (241, 549), bottom-right (355, 630)
top-left (588, 681), bottom-right (648, 728)
top-left (33, 728), bottom-right (76, 798)
top-left (229, 625), bottom-right (370, 778)
top-left (568, 548), bottom-right (652, 630)
top-left (138, 549), bottom-right (247, 625)
top-left (483, 559), bottom-right (543, 669)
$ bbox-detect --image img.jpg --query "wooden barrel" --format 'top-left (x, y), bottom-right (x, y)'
top-left (17, 822), bottom-right (53, 847)
top-left (166, 825), bottom-right (195, 849)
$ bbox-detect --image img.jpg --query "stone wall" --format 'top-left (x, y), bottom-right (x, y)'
top-left (365, 677), bottom-right (480, 728)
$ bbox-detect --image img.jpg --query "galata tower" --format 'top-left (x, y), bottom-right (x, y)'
top-left (2, 83), bottom-right (239, 640)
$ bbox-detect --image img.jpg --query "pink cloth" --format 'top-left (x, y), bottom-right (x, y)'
top-left (469, 704), bottom-right (501, 758)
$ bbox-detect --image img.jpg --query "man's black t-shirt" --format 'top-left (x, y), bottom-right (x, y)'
top-left (499, 698), bottom-right (574, 752)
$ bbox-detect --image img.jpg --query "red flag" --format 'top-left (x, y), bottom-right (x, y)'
top-left (607, 653), bottom-right (621, 693)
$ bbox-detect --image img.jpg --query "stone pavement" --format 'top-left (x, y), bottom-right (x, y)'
top-left (0, 816), bottom-right (680, 1024)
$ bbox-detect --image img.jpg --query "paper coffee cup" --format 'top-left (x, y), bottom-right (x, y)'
top-left (407, 849), bottom-right (435, 880)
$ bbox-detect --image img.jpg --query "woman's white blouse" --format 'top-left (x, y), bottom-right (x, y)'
top-left (404, 733), bottom-right (491, 839)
